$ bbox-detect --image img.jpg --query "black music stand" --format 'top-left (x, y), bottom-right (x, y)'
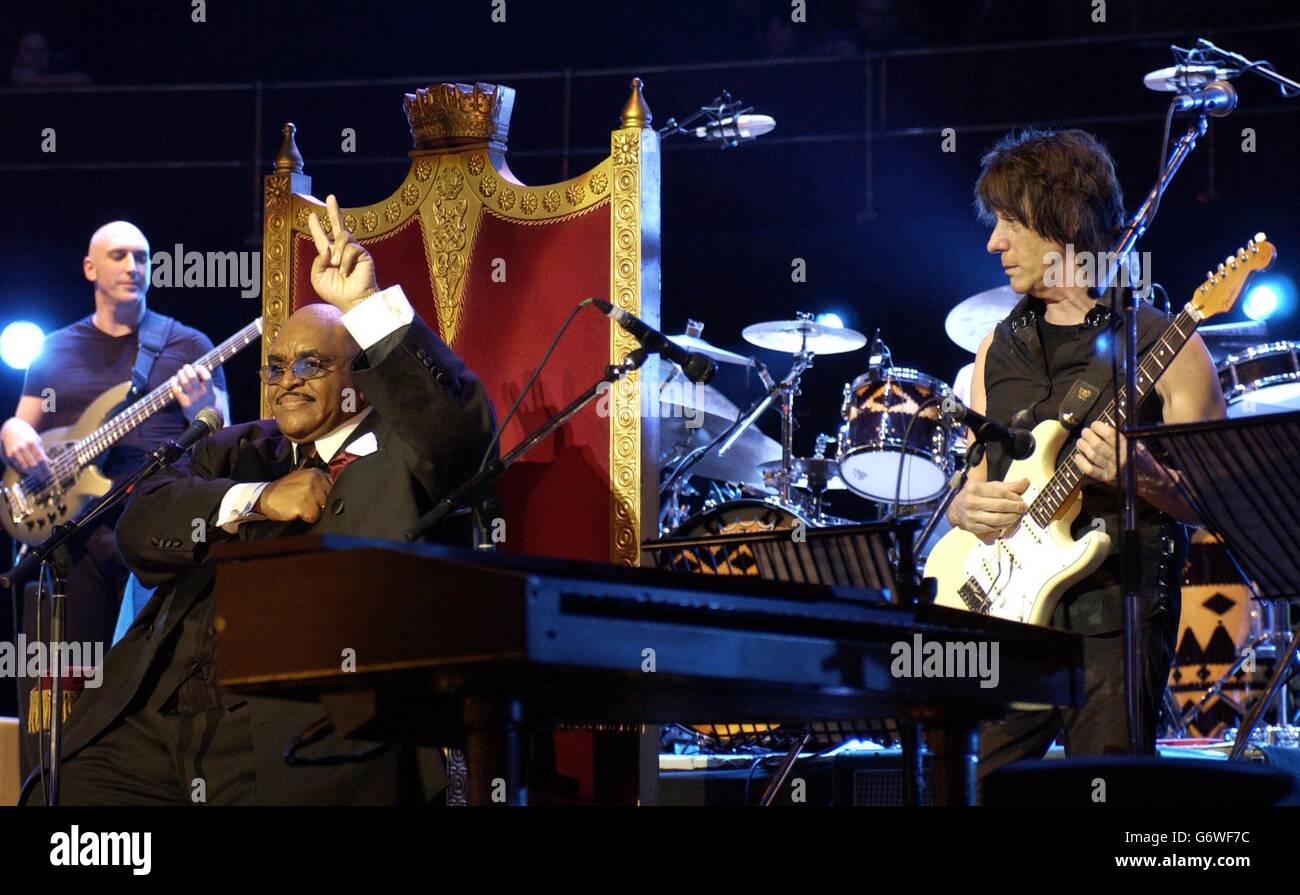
top-left (1130, 411), bottom-right (1300, 759)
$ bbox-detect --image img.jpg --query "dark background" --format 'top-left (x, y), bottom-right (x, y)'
top-left (3, 0), bottom-right (1297, 431)
top-left (1, 0), bottom-right (1297, 712)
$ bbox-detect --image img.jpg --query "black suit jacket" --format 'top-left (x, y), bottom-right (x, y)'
top-left (30, 312), bottom-right (495, 805)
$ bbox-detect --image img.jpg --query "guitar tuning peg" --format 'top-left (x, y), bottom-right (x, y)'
top-left (1255, 231), bottom-right (1267, 242)
top-left (1206, 271), bottom-right (1214, 280)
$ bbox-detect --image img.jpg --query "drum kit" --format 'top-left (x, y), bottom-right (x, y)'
top-left (657, 309), bottom-right (977, 541)
top-left (656, 291), bottom-right (1300, 741)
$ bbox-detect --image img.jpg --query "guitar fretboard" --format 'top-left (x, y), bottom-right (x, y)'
top-left (46, 319), bottom-right (263, 483)
top-left (1027, 305), bottom-right (1199, 527)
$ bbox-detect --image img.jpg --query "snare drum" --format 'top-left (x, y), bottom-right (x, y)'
top-left (837, 368), bottom-right (953, 503)
top-left (1217, 341), bottom-right (1300, 417)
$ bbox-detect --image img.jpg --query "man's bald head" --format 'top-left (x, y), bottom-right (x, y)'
top-left (265, 303), bottom-right (366, 442)
top-left (83, 220), bottom-right (150, 306)
top-left (88, 220), bottom-right (149, 257)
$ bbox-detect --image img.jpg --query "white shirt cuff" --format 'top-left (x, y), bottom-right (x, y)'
top-left (340, 285), bottom-right (415, 350)
top-left (217, 481), bottom-right (271, 532)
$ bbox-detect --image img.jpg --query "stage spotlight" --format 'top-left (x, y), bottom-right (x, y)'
top-left (1243, 284), bottom-right (1279, 322)
top-left (815, 312), bottom-right (845, 329)
top-left (1242, 275), bottom-right (1294, 322)
top-left (0, 321), bottom-right (45, 370)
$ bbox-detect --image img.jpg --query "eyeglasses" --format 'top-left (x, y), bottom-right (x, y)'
top-left (259, 355), bottom-right (338, 385)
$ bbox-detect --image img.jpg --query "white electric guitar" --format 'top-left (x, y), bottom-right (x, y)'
top-left (924, 234), bottom-right (1276, 626)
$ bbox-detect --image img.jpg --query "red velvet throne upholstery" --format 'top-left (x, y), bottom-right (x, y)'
top-left (260, 80), bottom-right (661, 566)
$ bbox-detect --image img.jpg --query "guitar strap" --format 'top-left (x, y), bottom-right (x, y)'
top-left (129, 310), bottom-right (175, 401)
top-left (108, 310), bottom-right (175, 417)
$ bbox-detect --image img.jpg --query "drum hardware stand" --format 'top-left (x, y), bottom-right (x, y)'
top-left (663, 339), bottom-right (814, 515)
top-left (804, 433), bottom-right (837, 523)
top-left (1166, 600), bottom-right (1300, 736)
top-left (407, 349), bottom-right (650, 543)
top-left (758, 729), bottom-right (812, 806)
top-left (719, 319), bottom-right (816, 508)
top-left (657, 476), bottom-right (698, 536)
top-left (1231, 618), bottom-right (1300, 759)
top-left (659, 389), bottom-right (770, 498)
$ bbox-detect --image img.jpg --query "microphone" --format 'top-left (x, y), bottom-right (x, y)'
top-left (166, 407), bottom-right (224, 456)
top-left (693, 114), bottom-right (775, 144)
top-left (941, 395), bottom-right (1035, 461)
top-left (1169, 80), bottom-right (1238, 117)
top-left (589, 299), bottom-right (716, 384)
top-left (1143, 63), bottom-right (1237, 92)
top-left (867, 328), bottom-right (886, 369)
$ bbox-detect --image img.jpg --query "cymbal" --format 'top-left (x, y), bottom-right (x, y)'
top-left (691, 426), bottom-right (783, 487)
top-left (742, 319), bottom-right (867, 355)
top-left (657, 383), bottom-right (782, 487)
top-left (946, 285), bottom-right (1021, 353)
top-left (658, 380), bottom-right (738, 424)
top-left (667, 333), bottom-right (750, 366)
top-left (758, 457), bottom-right (847, 492)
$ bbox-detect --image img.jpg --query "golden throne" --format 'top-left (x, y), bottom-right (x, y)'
top-left (259, 79), bottom-right (661, 566)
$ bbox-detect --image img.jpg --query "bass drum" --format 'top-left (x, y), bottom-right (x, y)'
top-left (1168, 530), bottom-right (1268, 737)
top-left (1218, 341), bottom-right (1300, 417)
top-left (665, 499), bottom-right (807, 576)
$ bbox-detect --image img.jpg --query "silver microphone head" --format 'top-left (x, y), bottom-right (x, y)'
top-left (1143, 63), bottom-right (1236, 92)
top-left (195, 406), bottom-right (224, 434)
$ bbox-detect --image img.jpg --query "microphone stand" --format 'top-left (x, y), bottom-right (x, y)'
top-left (656, 90), bottom-right (757, 149)
top-left (0, 434), bottom-right (205, 805)
top-left (914, 441), bottom-right (986, 603)
top-left (405, 349), bottom-right (649, 543)
top-left (1192, 38), bottom-right (1300, 97)
top-left (658, 356), bottom-right (787, 498)
top-left (1089, 109), bottom-right (1215, 755)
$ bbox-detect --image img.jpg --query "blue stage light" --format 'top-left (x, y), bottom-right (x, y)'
top-left (815, 312), bottom-right (844, 329)
top-left (0, 321), bottom-right (45, 370)
top-left (1243, 284), bottom-right (1279, 322)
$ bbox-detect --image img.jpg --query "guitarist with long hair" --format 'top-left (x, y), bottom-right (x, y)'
top-left (948, 129), bottom-right (1227, 789)
top-left (1, 220), bottom-right (229, 780)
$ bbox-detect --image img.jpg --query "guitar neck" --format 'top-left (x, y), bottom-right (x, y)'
top-left (70, 319), bottom-right (262, 467)
top-left (1027, 305), bottom-right (1200, 526)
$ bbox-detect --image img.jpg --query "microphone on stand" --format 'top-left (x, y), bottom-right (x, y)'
top-left (941, 396), bottom-right (1035, 461)
top-left (169, 407), bottom-right (224, 454)
top-left (589, 299), bottom-right (716, 384)
top-left (692, 114), bottom-right (776, 144)
top-left (1168, 80), bottom-right (1238, 117)
top-left (1143, 63), bottom-right (1238, 93)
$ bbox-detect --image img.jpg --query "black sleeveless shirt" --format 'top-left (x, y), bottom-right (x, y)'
top-left (981, 295), bottom-right (1183, 635)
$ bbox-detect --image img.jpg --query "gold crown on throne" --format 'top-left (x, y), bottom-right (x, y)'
top-left (403, 82), bottom-right (516, 151)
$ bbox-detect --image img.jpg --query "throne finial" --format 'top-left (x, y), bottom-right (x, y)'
top-left (620, 78), bottom-right (651, 129)
top-left (274, 123), bottom-right (304, 174)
